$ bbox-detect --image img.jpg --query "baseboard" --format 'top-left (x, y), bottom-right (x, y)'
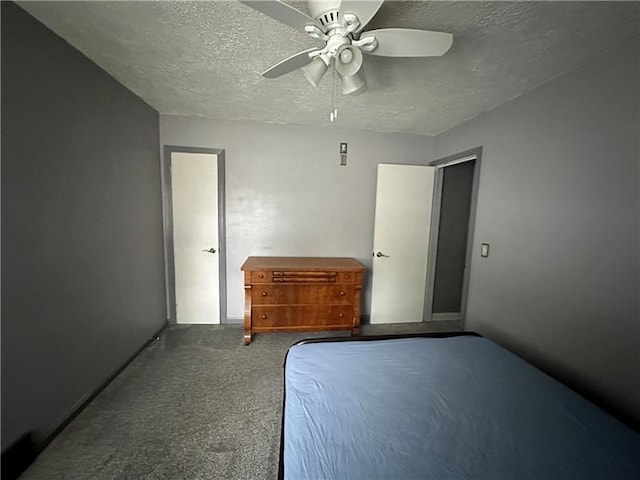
top-left (1, 433), bottom-right (37, 480)
top-left (430, 312), bottom-right (462, 321)
top-left (2, 322), bottom-right (168, 476)
top-left (222, 317), bottom-right (244, 325)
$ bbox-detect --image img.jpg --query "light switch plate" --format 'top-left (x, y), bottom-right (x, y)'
top-left (481, 243), bottom-right (489, 257)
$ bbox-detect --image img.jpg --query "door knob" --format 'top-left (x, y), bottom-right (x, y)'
top-left (375, 251), bottom-right (390, 258)
top-left (202, 248), bottom-right (217, 254)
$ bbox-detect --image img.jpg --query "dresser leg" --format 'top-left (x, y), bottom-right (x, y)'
top-left (243, 332), bottom-right (252, 345)
top-left (351, 326), bottom-right (360, 337)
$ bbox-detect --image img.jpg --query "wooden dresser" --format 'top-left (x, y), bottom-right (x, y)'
top-left (241, 257), bottom-right (366, 345)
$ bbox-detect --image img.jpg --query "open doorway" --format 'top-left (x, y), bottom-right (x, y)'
top-left (424, 147), bottom-right (482, 323)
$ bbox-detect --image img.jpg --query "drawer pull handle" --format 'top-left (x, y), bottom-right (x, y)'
top-left (261, 314), bottom-right (267, 319)
top-left (345, 274), bottom-right (350, 279)
top-left (339, 291), bottom-right (345, 296)
top-left (262, 291), bottom-right (267, 296)
top-left (339, 313), bottom-right (344, 318)
top-left (258, 274), bottom-right (264, 279)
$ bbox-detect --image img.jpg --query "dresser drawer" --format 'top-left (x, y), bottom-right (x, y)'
top-left (252, 284), bottom-right (355, 305)
top-left (251, 270), bottom-right (341, 283)
top-left (272, 270), bottom-right (336, 283)
top-left (336, 271), bottom-right (358, 283)
top-left (251, 271), bottom-right (272, 283)
top-left (252, 305), bottom-right (353, 328)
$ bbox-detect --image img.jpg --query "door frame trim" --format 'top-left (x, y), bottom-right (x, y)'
top-left (161, 145), bottom-right (227, 324)
top-left (424, 146), bottom-right (483, 325)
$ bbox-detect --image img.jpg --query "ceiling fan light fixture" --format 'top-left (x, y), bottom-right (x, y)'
top-left (301, 55), bottom-right (329, 88)
top-left (335, 46), bottom-right (363, 78)
top-left (341, 71), bottom-right (367, 96)
top-left (339, 48), bottom-right (353, 64)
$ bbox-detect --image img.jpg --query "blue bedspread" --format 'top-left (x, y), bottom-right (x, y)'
top-left (283, 336), bottom-right (640, 479)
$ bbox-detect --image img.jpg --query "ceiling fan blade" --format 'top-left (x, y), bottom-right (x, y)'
top-left (338, 0), bottom-right (384, 32)
top-left (239, 1), bottom-right (325, 34)
top-left (261, 48), bottom-right (320, 78)
top-left (361, 28), bottom-right (453, 57)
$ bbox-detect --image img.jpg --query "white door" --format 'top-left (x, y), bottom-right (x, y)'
top-left (171, 152), bottom-right (220, 324)
top-left (370, 164), bottom-right (436, 324)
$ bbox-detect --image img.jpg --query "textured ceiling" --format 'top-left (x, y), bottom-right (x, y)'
top-left (18, 1), bottom-right (640, 136)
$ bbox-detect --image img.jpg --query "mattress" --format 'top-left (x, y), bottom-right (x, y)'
top-left (282, 335), bottom-right (640, 479)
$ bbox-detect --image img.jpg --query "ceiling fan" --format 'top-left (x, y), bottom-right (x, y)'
top-left (239, 0), bottom-right (453, 96)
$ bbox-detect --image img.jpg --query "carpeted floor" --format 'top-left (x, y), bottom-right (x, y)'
top-left (21, 322), bottom-right (461, 480)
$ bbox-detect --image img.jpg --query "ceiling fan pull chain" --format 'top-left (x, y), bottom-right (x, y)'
top-left (330, 64), bottom-right (337, 122)
top-left (335, 64), bottom-right (340, 120)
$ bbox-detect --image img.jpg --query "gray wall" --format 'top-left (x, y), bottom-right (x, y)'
top-left (159, 117), bottom-right (435, 321)
top-left (1, 2), bottom-right (166, 450)
top-left (434, 36), bottom-right (640, 422)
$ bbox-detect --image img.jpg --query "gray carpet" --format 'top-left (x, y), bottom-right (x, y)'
top-left (21, 322), bottom-right (462, 480)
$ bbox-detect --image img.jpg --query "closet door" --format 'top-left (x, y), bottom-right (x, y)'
top-left (171, 151), bottom-right (220, 324)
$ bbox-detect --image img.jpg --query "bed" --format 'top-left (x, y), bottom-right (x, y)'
top-left (280, 333), bottom-right (640, 479)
